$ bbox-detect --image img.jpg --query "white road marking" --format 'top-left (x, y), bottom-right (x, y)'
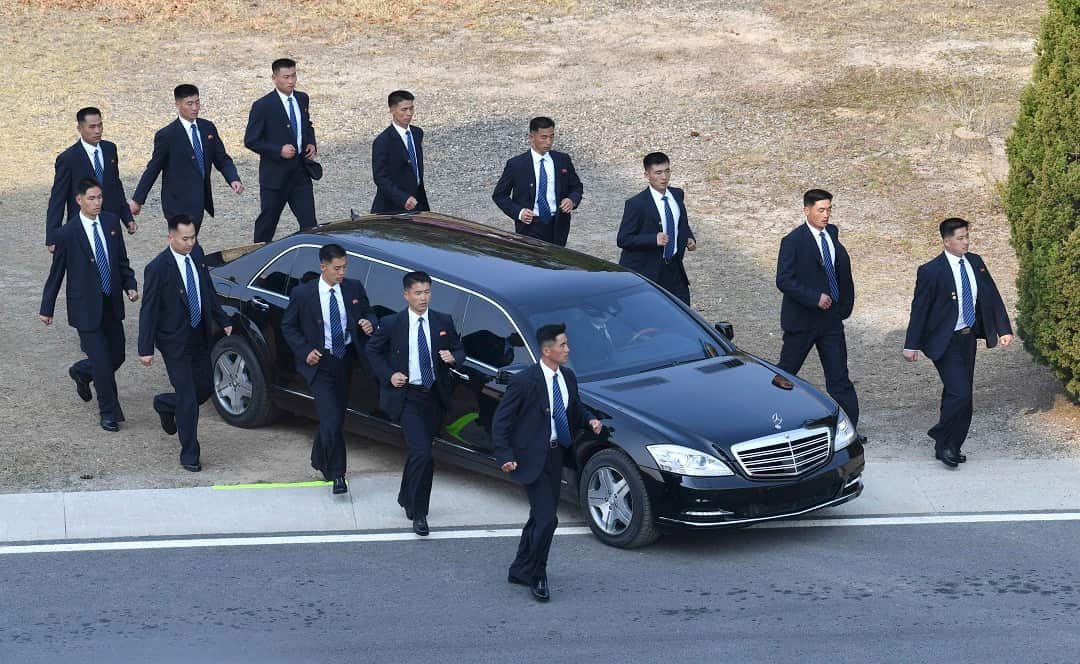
top-left (3, 512), bottom-right (1080, 555)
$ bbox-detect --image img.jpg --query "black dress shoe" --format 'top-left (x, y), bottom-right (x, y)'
top-left (934, 448), bottom-right (960, 468)
top-left (182, 462), bottom-right (202, 472)
top-left (158, 411), bottom-right (177, 436)
top-left (856, 434), bottom-right (868, 446)
top-left (332, 477), bottom-right (348, 494)
top-left (413, 516), bottom-right (429, 536)
top-left (531, 576), bottom-right (550, 602)
top-left (70, 368), bottom-right (92, 402)
top-left (100, 418), bottom-right (119, 432)
top-left (957, 452), bottom-right (967, 463)
top-left (508, 574), bottom-right (530, 587)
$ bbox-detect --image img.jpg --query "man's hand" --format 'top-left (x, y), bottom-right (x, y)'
top-left (902, 349), bottom-right (919, 362)
top-left (358, 318), bottom-right (374, 335)
top-left (558, 198), bottom-right (574, 213)
top-left (224, 326), bottom-right (233, 336)
top-left (520, 209), bottom-right (535, 224)
top-left (126, 220), bottom-right (138, 234)
top-left (126, 290), bottom-right (139, 302)
top-left (656, 232), bottom-right (669, 247)
top-left (589, 419), bottom-right (602, 435)
top-left (47, 245), bottom-right (55, 254)
top-left (686, 237), bottom-right (697, 251)
top-left (391, 372), bottom-right (409, 387)
top-left (39, 315), bottom-right (53, 326)
top-left (139, 355), bottom-right (154, 367)
top-left (438, 349), bottom-right (455, 364)
top-left (128, 200), bottom-right (142, 216)
top-left (230, 181), bottom-right (244, 194)
top-left (501, 461), bottom-right (518, 473)
top-left (306, 349), bottom-right (322, 366)
top-left (281, 144), bottom-right (297, 159)
top-left (404, 196), bottom-right (418, 211)
top-left (1000, 334), bottom-right (1014, 347)
top-left (817, 293), bottom-right (833, 310)
top-left (304, 144), bottom-right (317, 159)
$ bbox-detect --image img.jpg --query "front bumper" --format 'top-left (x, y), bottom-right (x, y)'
top-left (649, 442), bottom-right (865, 529)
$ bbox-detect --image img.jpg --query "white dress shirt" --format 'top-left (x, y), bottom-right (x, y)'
top-left (522, 149), bottom-right (557, 220)
top-left (81, 139), bottom-right (103, 176)
top-left (649, 187), bottom-right (679, 246)
top-left (392, 123), bottom-right (421, 183)
top-left (277, 90), bottom-right (302, 150)
top-left (79, 213), bottom-right (108, 263)
top-left (945, 251), bottom-right (978, 331)
top-left (806, 221), bottom-right (836, 266)
top-left (540, 361), bottom-right (569, 443)
top-left (408, 308), bottom-right (434, 385)
top-left (171, 248), bottom-right (202, 313)
top-left (318, 277), bottom-right (350, 350)
top-left (178, 116), bottom-right (203, 155)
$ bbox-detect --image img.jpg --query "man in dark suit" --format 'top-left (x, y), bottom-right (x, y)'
top-left (370, 90), bottom-right (429, 215)
top-left (40, 178), bottom-right (139, 432)
top-left (775, 189), bottom-right (861, 432)
top-left (903, 218), bottom-right (1013, 468)
top-left (366, 271), bottom-right (465, 534)
top-left (138, 215), bottom-right (233, 472)
top-left (281, 244), bottom-right (377, 493)
top-left (131, 85), bottom-right (244, 232)
top-left (244, 58), bottom-right (318, 242)
top-left (45, 107), bottom-right (137, 249)
top-left (494, 323), bottom-right (602, 602)
top-left (492, 116), bottom-right (584, 246)
top-left (617, 152), bottom-right (697, 305)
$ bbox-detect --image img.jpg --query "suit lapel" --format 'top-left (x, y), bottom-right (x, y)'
top-left (176, 119), bottom-right (203, 175)
top-left (641, 189), bottom-right (661, 229)
top-left (73, 219), bottom-right (94, 262)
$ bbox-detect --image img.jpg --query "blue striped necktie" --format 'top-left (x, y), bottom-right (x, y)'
top-left (552, 372), bottom-right (572, 447)
top-left (91, 221), bottom-right (111, 295)
top-left (328, 288), bottom-right (345, 358)
top-left (537, 158), bottom-right (552, 223)
top-left (417, 317), bottom-right (435, 388)
top-left (662, 195), bottom-right (676, 260)
top-left (819, 231), bottom-right (840, 302)
top-left (405, 129), bottom-right (420, 184)
top-left (288, 96), bottom-right (301, 151)
top-left (959, 258), bottom-right (976, 327)
top-left (190, 123), bottom-right (205, 176)
top-left (93, 148), bottom-right (104, 184)
top-left (185, 256), bottom-right (201, 328)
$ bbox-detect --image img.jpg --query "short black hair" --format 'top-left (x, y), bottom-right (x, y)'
top-left (803, 189), bottom-right (833, 207)
top-left (940, 217), bottom-right (969, 238)
top-left (173, 84), bottom-right (199, 100)
top-left (167, 214), bottom-right (197, 232)
top-left (643, 152), bottom-right (669, 171)
top-left (76, 107), bottom-right (101, 123)
top-left (319, 243), bottom-right (346, 263)
top-left (403, 270), bottom-right (431, 290)
top-left (388, 90), bottom-right (414, 108)
top-left (272, 58), bottom-right (296, 73)
top-left (536, 322), bottom-right (567, 348)
top-left (75, 178), bottom-right (102, 196)
top-left (529, 116), bottom-right (555, 132)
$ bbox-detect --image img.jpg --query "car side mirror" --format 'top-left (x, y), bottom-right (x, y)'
top-left (714, 321), bottom-right (734, 340)
top-left (496, 364), bottom-right (529, 385)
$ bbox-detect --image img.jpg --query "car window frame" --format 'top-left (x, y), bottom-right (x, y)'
top-left (247, 244), bottom-right (315, 301)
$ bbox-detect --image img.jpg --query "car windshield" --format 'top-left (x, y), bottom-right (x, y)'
top-left (521, 283), bottom-right (725, 380)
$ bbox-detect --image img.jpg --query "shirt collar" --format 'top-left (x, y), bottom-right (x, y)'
top-left (539, 361), bottom-right (560, 382)
top-left (81, 139), bottom-right (101, 155)
top-left (805, 220), bottom-right (828, 238)
top-left (170, 248), bottom-right (192, 264)
top-left (178, 116), bottom-right (197, 133)
top-left (530, 148), bottom-right (550, 164)
top-left (318, 277), bottom-right (339, 296)
top-left (393, 122), bottom-right (411, 139)
top-left (944, 251), bottom-right (968, 266)
top-left (408, 307), bottom-right (428, 324)
top-left (276, 90), bottom-right (294, 104)
top-left (79, 212), bottom-right (99, 226)
top-left (649, 186), bottom-right (670, 202)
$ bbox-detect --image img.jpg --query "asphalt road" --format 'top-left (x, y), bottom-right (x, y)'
top-left (3, 521), bottom-right (1079, 663)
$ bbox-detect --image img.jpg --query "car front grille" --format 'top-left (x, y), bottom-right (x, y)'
top-left (729, 428), bottom-right (831, 479)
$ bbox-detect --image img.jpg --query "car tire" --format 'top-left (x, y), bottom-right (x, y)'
top-left (578, 448), bottom-right (659, 549)
top-left (210, 334), bottom-right (278, 428)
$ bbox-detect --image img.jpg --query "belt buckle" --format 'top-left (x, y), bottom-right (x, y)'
top-left (549, 440), bottom-right (559, 449)
top-left (959, 327), bottom-right (971, 335)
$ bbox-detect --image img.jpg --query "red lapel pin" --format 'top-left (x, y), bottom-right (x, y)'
top-left (439, 330), bottom-right (447, 336)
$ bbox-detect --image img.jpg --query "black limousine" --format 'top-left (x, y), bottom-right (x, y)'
top-left (204, 213), bottom-right (864, 548)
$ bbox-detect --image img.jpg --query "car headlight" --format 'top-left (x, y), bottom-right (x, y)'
top-left (647, 444), bottom-right (734, 477)
top-left (834, 408), bottom-right (857, 451)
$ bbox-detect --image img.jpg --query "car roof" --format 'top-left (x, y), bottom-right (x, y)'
top-left (293, 213), bottom-right (645, 304)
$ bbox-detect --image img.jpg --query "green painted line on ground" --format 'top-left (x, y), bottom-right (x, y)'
top-left (212, 481), bottom-right (332, 490)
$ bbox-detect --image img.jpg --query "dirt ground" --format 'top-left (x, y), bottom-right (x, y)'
top-left (1, 0), bottom-right (1077, 493)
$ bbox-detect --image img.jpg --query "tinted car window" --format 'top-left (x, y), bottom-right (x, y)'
top-left (287, 247), bottom-right (323, 293)
top-left (521, 283), bottom-right (723, 380)
top-left (251, 249), bottom-right (298, 297)
top-left (365, 262), bottom-right (407, 319)
top-left (461, 297), bottom-right (531, 369)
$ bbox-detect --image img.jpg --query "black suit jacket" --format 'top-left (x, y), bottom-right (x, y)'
top-left (243, 90), bottom-right (316, 190)
top-left (370, 124), bottom-right (429, 214)
top-left (903, 252), bottom-right (1012, 361)
top-left (40, 212), bottom-right (137, 331)
top-left (133, 118), bottom-right (241, 219)
top-left (617, 187), bottom-right (694, 283)
top-left (776, 223), bottom-right (855, 332)
top-left (137, 244), bottom-right (230, 358)
top-left (365, 308), bottom-right (465, 420)
top-left (492, 364), bottom-right (596, 486)
top-left (281, 278), bottom-right (376, 384)
top-left (492, 150), bottom-right (583, 246)
top-left (45, 140), bottom-right (133, 246)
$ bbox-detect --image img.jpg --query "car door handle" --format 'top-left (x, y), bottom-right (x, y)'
top-left (251, 296), bottom-right (271, 312)
top-left (448, 367), bottom-right (469, 382)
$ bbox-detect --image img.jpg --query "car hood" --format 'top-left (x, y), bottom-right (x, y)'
top-left (581, 353), bottom-right (836, 453)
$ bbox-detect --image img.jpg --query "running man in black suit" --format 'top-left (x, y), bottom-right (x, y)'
top-left (244, 58), bottom-right (318, 242)
top-left (40, 178), bottom-right (139, 432)
top-left (492, 116), bottom-right (584, 246)
top-left (45, 107), bottom-right (137, 249)
top-left (281, 244), bottom-right (376, 493)
top-left (616, 152), bottom-right (697, 305)
top-left (370, 90), bottom-right (429, 215)
top-left (775, 189), bottom-right (861, 431)
top-left (138, 215), bottom-right (233, 472)
top-left (903, 218), bottom-right (1013, 468)
top-left (131, 85), bottom-right (244, 232)
top-left (494, 323), bottom-right (602, 602)
top-left (366, 271), bottom-right (465, 535)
